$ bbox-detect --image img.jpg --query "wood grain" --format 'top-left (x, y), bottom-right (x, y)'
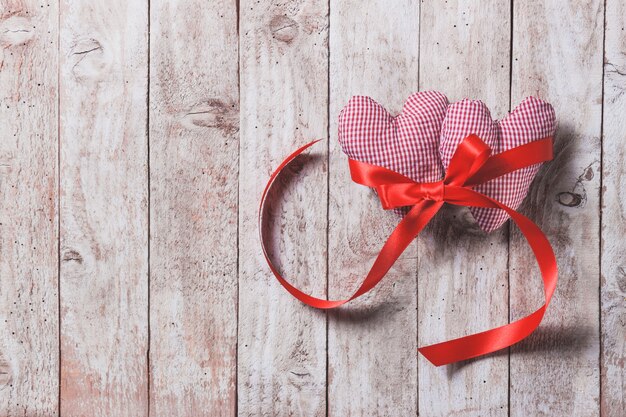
top-left (327, 1), bottom-right (419, 415)
top-left (149, 1), bottom-right (239, 415)
top-left (238, 0), bottom-right (329, 415)
top-left (418, 1), bottom-right (510, 416)
top-left (0, 0), bottom-right (59, 415)
top-left (0, 1), bottom-right (623, 415)
top-left (601, 1), bottom-right (626, 415)
top-left (59, 0), bottom-right (149, 415)
top-left (510, 1), bottom-right (603, 416)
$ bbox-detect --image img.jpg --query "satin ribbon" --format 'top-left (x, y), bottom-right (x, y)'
top-left (259, 134), bottom-right (557, 366)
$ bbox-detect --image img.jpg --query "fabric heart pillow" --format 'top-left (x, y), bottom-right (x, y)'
top-left (338, 91), bottom-right (556, 232)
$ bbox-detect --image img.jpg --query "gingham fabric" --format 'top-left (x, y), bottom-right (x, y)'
top-left (338, 92), bottom-right (556, 232)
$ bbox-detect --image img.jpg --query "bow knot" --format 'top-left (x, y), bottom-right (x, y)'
top-left (358, 134), bottom-right (492, 210)
top-left (376, 180), bottom-right (445, 208)
top-left (417, 180), bottom-right (445, 202)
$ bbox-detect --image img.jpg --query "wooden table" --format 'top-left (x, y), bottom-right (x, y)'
top-left (1, 0), bottom-right (624, 415)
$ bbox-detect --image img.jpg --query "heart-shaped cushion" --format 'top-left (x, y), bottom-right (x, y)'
top-left (440, 96), bottom-right (556, 231)
top-left (338, 91), bottom-right (556, 232)
top-left (338, 91), bottom-right (449, 184)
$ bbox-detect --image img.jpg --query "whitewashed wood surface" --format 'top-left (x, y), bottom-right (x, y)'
top-left (0, 0), bottom-right (624, 416)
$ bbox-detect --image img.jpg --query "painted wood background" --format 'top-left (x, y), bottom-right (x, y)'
top-left (0, 0), bottom-right (624, 416)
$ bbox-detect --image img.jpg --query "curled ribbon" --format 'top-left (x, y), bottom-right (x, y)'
top-left (259, 134), bottom-right (557, 366)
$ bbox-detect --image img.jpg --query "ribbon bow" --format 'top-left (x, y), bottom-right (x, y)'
top-left (259, 134), bottom-right (557, 366)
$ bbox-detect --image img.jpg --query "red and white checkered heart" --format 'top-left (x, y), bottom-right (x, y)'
top-left (338, 91), bottom-right (450, 186)
top-left (440, 96), bottom-right (556, 231)
top-left (338, 92), bottom-right (555, 232)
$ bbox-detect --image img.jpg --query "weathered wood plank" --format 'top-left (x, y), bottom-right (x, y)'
top-left (59, 0), bottom-right (149, 414)
top-left (327, 1), bottom-right (419, 415)
top-left (601, 1), bottom-right (626, 416)
top-left (149, 0), bottom-right (239, 415)
top-left (417, 1), bottom-right (510, 415)
top-left (0, 1), bottom-right (59, 415)
top-left (238, 0), bottom-right (328, 415)
top-left (510, 1), bottom-right (603, 416)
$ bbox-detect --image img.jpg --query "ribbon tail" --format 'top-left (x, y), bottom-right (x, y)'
top-left (419, 307), bottom-right (547, 366)
top-left (419, 187), bottom-right (557, 366)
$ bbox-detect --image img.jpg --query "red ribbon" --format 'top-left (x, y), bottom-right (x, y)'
top-left (259, 134), bottom-right (557, 366)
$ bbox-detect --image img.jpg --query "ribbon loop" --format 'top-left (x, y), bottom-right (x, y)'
top-left (259, 134), bottom-right (557, 366)
top-left (444, 134), bottom-right (492, 187)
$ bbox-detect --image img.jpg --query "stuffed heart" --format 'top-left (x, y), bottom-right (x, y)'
top-left (338, 91), bottom-right (449, 184)
top-left (338, 92), bottom-right (556, 232)
top-left (440, 96), bottom-right (556, 231)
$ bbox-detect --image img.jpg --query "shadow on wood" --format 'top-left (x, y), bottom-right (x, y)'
top-left (523, 122), bottom-right (580, 217)
top-left (326, 299), bottom-right (408, 323)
